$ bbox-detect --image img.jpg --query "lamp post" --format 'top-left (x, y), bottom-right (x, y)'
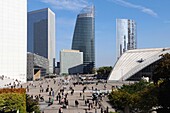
top-left (121, 69), bottom-right (123, 82)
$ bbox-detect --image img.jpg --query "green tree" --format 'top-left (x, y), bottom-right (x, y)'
top-left (0, 93), bottom-right (26, 113)
top-left (26, 95), bottom-right (40, 113)
top-left (97, 66), bottom-right (112, 77)
top-left (108, 81), bottom-right (158, 113)
top-left (92, 67), bottom-right (96, 74)
top-left (152, 53), bottom-right (170, 112)
top-left (153, 53), bottom-right (170, 84)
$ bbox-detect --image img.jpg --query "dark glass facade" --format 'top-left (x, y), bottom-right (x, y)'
top-left (28, 8), bottom-right (56, 73)
top-left (28, 9), bottom-right (48, 55)
top-left (72, 6), bottom-right (95, 74)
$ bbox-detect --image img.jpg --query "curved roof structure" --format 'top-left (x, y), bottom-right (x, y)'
top-left (108, 48), bottom-right (170, 81)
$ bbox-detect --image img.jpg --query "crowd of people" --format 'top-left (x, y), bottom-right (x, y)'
top-left (24, 75), bottom-right (111, 113)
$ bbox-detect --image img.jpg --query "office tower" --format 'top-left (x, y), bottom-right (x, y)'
top-left (28, 8), bottom-right (56, 73)
top-left (0, 0), bottom-right (27, 82)
top-left (116, 19), bottom-right (137, 59)
top-left (60, 50), bottom-right (83, 75)
top-left (72, 6), bottom-right (95, 74)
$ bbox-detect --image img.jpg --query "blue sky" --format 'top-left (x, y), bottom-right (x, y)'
top-left (28, 0), bottom-right (170, 68)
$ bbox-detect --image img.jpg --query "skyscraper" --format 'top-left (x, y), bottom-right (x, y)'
top-left (0, 0), bottom-right (27, 82)
top-left (28, 8), bottom-right (56, 73)
top-left (116, 19), bottom-right (137, 59)
top-left (72, 6), bottom-right (95, 74)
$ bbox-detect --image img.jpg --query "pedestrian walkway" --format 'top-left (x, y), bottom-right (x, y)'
top-left (20, 76), bottom-right (120, 113)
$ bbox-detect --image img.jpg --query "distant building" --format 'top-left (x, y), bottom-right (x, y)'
top-left (108, 48), bottom-right (170, 81)
top-left (28, 8), bottom-right (56, 73)
top-left (54, 62), bottom-right (60, 75)
top-left (60, 50), bottom-right (83, 75)
top-left (116, 19), bottom-right (137, 59)
top-left (72, 6), bottom-right (95, 74)
top-left (27, 52), bottom-right (49, 81)
top-left (0, 0), bottom-right (27, 82)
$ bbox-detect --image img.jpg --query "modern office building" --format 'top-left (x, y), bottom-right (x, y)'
top-left (60, 50), bottom-right (83, 75)
top-left (116, 19), bottom-right (137, 59)
top-left (108, 48), bottom-right (170, 81)
top-left (27, 52), bottom-right (49, 81)
top-left (28, 8), bottom-right (56, 73)
top-left (0, 0), bottom-right (27, 83)
top-left (72, 6), bottom-right (95, 74)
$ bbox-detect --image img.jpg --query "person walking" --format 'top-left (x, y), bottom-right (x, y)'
top-left (58, 107), bottom-right (63, 113)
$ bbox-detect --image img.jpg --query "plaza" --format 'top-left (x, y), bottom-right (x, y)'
top-left (21, 76), bottom-right (120, 113)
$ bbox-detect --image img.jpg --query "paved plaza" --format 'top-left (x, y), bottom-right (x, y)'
top-left (21, 76), bottom-right (124, 113)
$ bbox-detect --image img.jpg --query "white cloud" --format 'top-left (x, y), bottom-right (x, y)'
top-left (57, 17), bottom-right (76, 26)
top-left (109, 0), bottom-right (158, 17)
top-left (39, 0), bottom-right (89, 11)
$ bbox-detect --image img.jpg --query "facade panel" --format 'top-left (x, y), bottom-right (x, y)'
top-left (0, 0), bottom-right (27, 82)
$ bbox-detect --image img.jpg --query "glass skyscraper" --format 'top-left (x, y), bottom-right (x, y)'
top-left (28, 8), bottom-right (56, 73)
top-left (116, 19), bottom-right (137, 59)
top-left (72, 6), bottom-right (95, 74)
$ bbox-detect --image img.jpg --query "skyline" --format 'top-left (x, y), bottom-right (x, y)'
top-left (28, 0), bottom-right (170, 67)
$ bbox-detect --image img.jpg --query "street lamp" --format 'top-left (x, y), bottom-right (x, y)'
top-left (121, 69), bottom-right (123, 82)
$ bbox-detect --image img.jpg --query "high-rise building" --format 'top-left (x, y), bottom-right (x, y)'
top-left (72, 6), bottom-right (95, 74)
top-left (28, 8), bottom-right (56, 73)
top-left (116, 19), bottom-right (137, 59)
top-left (0, 0), bottom-right (27, 82)
top-left (60, 50), bottom-right (83, 75)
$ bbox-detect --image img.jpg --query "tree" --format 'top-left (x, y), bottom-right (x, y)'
top-left (152, 53), bottom-right (170, 112)
top-left (26, 95), bottom-right (40, 113)
top-left (0, 88), bottom-right (26, 113)
top-left (153, 53), bottom-right (170, 84)
top-left (92, 68), bottom-right (96, 74)
top-left (108, 80), bottom-right (158, 113)
top-left (96, 66), bottom-right (112, 78)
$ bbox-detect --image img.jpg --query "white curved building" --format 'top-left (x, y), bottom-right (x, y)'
top-left (108, 48), bottom-right (170, 81)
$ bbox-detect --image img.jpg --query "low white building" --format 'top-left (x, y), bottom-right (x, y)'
top-left (60, 50), bottom-right (83, 75)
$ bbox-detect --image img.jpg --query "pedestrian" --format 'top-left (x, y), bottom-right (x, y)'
top-left (66, 100), bottom-right (69, 109)
top-left (88, 103), bottom-right (91, 110)
top-left (75, 100), bottom-right (79, 107)
top-left (49, 97), bottom-right (51, 103)
top-left (56, 95), bottom-right (58, 101)
top-left (85, 109), bottom-right (88, 113)
top-left (106, 106), bottom-right (109, 113)
top-left (101, 108), bottom-right (103, 113)
top-left (58, 107), bottom-right (63, 113)
top-left (95, 107), bottom-right (97, 113)
top-left (85, 100), bottom-right (87, 106)
top-left (83, 94), bottom-right (85, 100)
top-left (52, 91), bottom-right (54, 97)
